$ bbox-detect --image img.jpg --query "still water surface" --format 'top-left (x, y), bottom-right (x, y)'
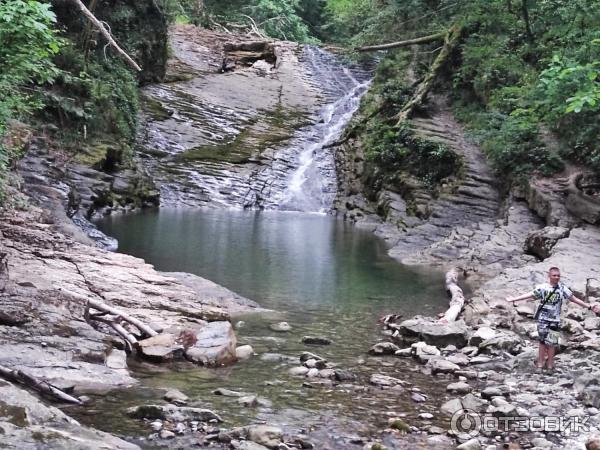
top-left (91, 209), bottom-right (451, 443)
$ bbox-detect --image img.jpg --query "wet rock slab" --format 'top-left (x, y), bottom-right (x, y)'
top-left (0, 380), bottom-right (139, 449)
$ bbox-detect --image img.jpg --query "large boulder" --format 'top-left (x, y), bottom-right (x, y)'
top-left (478, 331), bottom-right (524, 355)
top-left (184, 321), bottom-right (237, 366)
top-left (426, 358), bottom-right (460, 375)
top-left (524, 226), bottom-right (570, 260)
top-left (468, 327), bottom-right (496, 347)
top-left (0, 381), bottom-right (139, 449)
top-left (138, 333), bottom-right (184, 361)
top-left (369, 342), bottom-right (400, 355)
top-left (398, 318), bottom-right (468, 347)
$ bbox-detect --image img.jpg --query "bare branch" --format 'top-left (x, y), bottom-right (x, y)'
top-left (70, 0), bottom-right (142, 71)
top-left (87, 298), bottom-right (158, 338)
top-left (240, 14), bottom-right (267, 39)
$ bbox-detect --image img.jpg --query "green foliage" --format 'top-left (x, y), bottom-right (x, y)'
top-left (535, 53), bottom-right (600, 116)
top-left (324, 0), bottom-right (458, 46)
top-left (363, 121), bottom-right (460, 192)
top-left (482, 115), bottom-right (563, 178)
top-left (47, 44), bottom-right (139, 154)
top-left (203, 0), bottom-right (316, 43)
top-left (325, 0), bottom-right (600, 180)
top-left (245, 0), bottom-right (315, 42)
top-left (0, 0), bottom-right (62, 201)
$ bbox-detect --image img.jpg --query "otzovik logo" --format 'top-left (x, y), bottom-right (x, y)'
top-left (450, 409), bottom-right (591, 435)
top-left (451, 409), bottom-right (481, 438)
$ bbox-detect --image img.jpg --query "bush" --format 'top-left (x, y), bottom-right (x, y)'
top-left (364, 121), bottom-right (460, 191)
top-left (454, 102), bottom-right (564, 180)
top-left (0, 0), bottom-right (62, 201)
top-left (42, 44), bottom-right (139, 158)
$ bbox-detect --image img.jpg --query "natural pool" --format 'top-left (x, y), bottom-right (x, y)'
top-left (87, 208), bottom-right (453, 447)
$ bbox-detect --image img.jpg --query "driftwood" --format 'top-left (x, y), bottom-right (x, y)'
top-left (395, 24), bottom-right (462, 124)
top-left (355, 32), bottom-right (445, 53)
top-left (0, 364), bottom-right (82, 404)
top-left (70, 0), bottom-right (141, 72)
top-left (89, 312), bottom-right (139, 353)
top-left (438, 268), bottom-right (465, 323)
top-left (87, 298), bottom-right (158, 338)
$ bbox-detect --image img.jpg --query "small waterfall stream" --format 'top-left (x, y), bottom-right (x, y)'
top-left (276, 47), bottom-right (371, 212)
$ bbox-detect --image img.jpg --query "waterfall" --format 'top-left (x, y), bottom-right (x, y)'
top-left (276, 47), bottom-right (371, 213)
top-left (138, 40), bottom-right (371, 210)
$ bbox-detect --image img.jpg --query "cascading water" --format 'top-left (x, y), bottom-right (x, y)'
top-left (276, 47), bottom-right (371, 212)
top-left (137, 40), bottom-right (371, 211)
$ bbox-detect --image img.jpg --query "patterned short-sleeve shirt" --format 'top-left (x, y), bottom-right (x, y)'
top-left (532, 282), bottom-right (573, 323)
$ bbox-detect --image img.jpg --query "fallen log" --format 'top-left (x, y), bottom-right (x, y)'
top-left (87, 299), bottom-right (158, 338)
top-left (355, 32), bottom-right (445, 52)
top-left (0, 364), bottom-right (82, 405)
top-left (438, 267), bottom-right (465, 323)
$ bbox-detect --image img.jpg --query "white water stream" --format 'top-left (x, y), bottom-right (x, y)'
top-left (277, 47), bottom-right (371, 212)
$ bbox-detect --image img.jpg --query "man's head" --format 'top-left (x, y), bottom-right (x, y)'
top-left (548, 267), bottom-right (560, 286)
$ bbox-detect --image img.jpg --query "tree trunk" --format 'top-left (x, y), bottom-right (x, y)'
top-left (521, 0), bottom-right (535, 42)
top-left (87, 298), bottom-right (158, 338)
top-left (395, 24), bottom-right (462, 124)
top-left (355, 32), bottom-right (446, 52)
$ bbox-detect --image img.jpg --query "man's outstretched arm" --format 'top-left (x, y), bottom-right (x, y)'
top-left (569, 295), bottom-right (600, 314)
top-left (506, 292), bottom-right (535, 304)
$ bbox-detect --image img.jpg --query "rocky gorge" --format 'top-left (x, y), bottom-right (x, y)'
top-left (2, 21), bottom-right (600, 450)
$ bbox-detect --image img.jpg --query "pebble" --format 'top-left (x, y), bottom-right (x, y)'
top-left (159, 430), bottom-right (175, 439)
top-left (270, 322), bottom-right (292, 332)
top-left (411, 392), bottom-right (427, 403)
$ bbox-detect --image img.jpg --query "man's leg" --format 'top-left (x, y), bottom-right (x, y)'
top-left (537, 342), bottom-right (546, 368)
top-left (546, 345), bottom-right (556, 369)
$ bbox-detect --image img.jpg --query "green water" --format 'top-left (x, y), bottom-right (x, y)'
top-left (90, 209), bottom-right (453, 444)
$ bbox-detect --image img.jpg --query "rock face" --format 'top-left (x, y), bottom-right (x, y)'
top-left (334, 95), bottom-right (543, 279)
top-left (138, 25), bottom-right (370, 210)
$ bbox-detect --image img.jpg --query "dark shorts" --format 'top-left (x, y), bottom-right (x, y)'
top-left (537, 321), bottom-right (561, 347)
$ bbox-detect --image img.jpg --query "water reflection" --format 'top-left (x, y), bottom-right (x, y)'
top-left (96, 209), bottom-right (445, 318)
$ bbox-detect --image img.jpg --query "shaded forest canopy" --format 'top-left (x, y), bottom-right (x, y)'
top-left (1, 0), bottom-right (599, 202)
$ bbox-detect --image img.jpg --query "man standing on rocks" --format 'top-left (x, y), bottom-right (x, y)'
top-left (506, 267), bottom-right (600, 371)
